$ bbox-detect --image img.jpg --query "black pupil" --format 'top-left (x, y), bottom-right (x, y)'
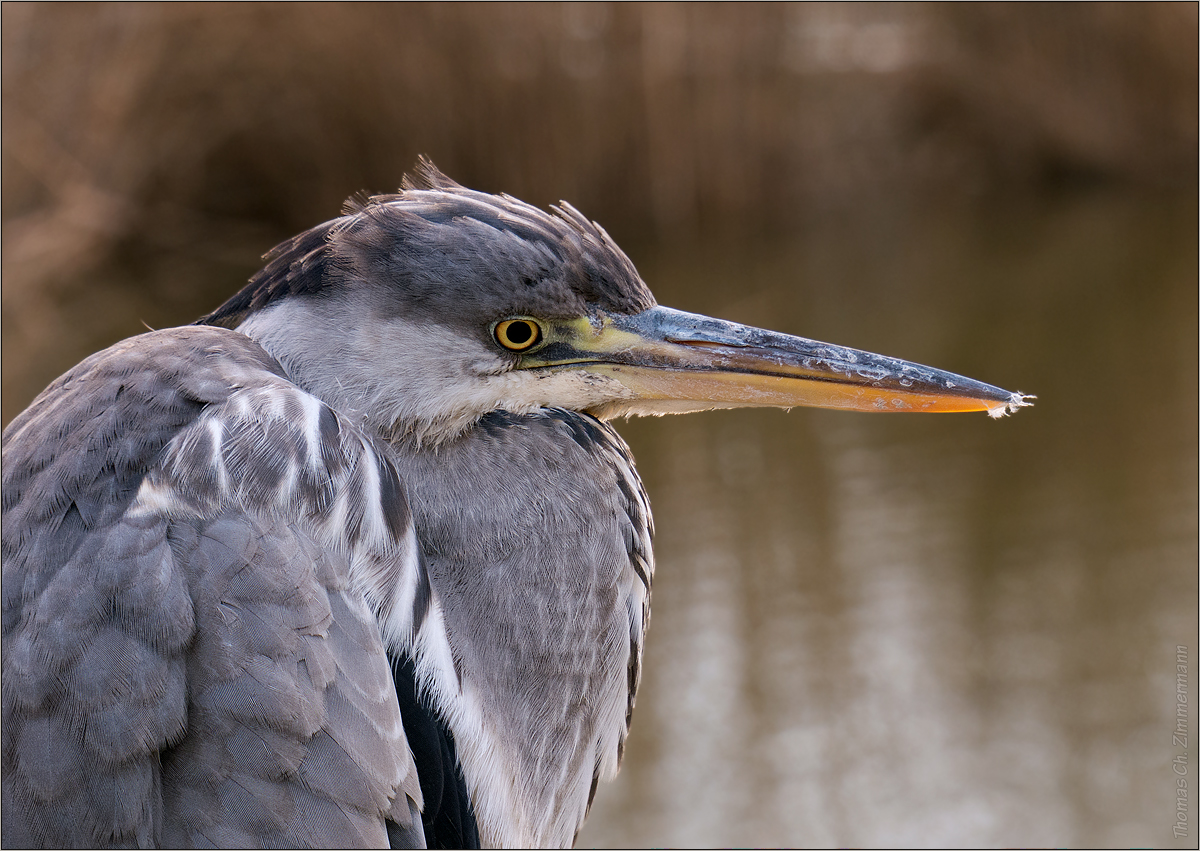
top-left (506, 322), bottom-right (534, 345)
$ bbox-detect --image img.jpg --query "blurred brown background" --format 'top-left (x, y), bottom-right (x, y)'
top-left (4, 3), bottom-right (1195, 418)
top-left (3, 3), bottom-right (1197, 848)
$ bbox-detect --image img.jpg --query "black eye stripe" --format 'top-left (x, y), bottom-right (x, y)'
top-left (494, 318), bottom-right (543, 351)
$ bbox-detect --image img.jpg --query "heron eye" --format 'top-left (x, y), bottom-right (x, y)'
top-left (494, 319), bottom-right (543, 352)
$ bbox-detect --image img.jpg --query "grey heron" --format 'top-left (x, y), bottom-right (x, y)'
top-left (1, 160), bottom-right (1031, 848)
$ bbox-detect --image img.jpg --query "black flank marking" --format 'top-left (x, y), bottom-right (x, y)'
top-left (376, 455), bottom-right (412, 543)
top-left (411, 553), bottom-right (432, 636)
top-left (390, 653), bottom-right (480, 849)
top-left (317, 404), bottom-right (343, 475)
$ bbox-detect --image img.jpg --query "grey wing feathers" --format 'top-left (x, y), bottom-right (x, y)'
top-left (2, 327), bottom-right (428, 848)
top-left (3, 507), bottom-right (193, 847)
top-left (158, 514), bottom-right (416, 847)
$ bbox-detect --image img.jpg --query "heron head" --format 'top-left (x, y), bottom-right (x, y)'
top-left (201, 160), bottom-right (1031, 444)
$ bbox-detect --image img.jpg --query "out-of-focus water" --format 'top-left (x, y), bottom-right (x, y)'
top-left (576, 192), bottom-right (1197, 848)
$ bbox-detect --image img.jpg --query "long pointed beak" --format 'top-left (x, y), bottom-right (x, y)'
top-left (524, 306), bottom-right (1033, 418)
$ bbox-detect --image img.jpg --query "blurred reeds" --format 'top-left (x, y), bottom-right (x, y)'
top-left (3, 2), bottom-right (1196, 422)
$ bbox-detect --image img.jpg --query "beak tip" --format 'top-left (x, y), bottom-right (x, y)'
top-left (986, 392), bottom-right (1036, 419)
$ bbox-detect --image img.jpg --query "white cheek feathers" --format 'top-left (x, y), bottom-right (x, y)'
top-left (237, 299), bottom-right (637, 445)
